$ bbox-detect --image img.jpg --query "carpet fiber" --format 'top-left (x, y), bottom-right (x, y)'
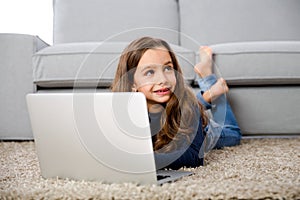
top-left (1, 138), bottom-right (300, 199)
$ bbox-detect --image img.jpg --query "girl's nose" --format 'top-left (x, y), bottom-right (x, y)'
top-left (155, 71), bottom-right (168, 85)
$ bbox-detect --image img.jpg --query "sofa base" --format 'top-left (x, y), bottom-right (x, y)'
top-left (227, 86), bottom-right (300, 136)
top-left (34, 86), bottom-right (300, 137)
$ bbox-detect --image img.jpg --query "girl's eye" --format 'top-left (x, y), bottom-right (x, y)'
top-left (145, 69), bottom-right (154, 76)
top-left (164, 65), bottom-right (173, 72)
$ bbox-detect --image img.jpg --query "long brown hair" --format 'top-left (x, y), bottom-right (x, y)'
top-left (111, 37), bottom-right (207, 152)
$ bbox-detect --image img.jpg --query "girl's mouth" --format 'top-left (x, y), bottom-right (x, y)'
top-left (154, 88), bottom-right (171, 95)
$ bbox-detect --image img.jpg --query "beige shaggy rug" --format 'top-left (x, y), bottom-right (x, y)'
top-left (0, 138), bottom-right (299, 200)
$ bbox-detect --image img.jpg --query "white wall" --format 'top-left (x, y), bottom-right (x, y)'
top-left (0, 0), bottom-right (53, 44)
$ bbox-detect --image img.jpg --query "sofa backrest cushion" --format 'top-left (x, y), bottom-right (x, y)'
top-left (179, 0), bottom-right (300, 50)
top-left (53, 0), bottom-right (179, 45)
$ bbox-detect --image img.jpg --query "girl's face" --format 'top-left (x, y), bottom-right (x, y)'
top-left (133, 48), bottom-right (177, 110)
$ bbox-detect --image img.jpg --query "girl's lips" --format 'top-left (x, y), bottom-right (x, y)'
top-left (154, 88), bottom-right (171, 95)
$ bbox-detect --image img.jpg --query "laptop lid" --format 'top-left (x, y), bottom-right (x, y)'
top-left (26, 92), bottom-right (158, 184)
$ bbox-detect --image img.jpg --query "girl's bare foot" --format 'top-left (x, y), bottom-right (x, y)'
top-left (203, 78), bottom-right (229, 103)
top-left (194, 46), bottom-right (213, 78)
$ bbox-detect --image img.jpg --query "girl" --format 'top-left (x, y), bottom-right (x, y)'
top-left (111, 37), bottom-right (241, 170)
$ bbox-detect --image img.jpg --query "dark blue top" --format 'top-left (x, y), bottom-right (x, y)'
top-left (149, 111), bottom-right (205, 170)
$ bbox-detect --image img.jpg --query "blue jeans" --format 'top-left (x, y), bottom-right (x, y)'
top-left (196, 75), bottom-right (241, 152)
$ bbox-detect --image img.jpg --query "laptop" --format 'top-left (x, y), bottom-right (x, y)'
top-left (26, 92), bottom-right (192, 185)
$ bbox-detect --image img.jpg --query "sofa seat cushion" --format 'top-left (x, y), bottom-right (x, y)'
top-left (210, 41), bottom-right (300, 85)
top-left (33, 42), bottom-right (195, 88)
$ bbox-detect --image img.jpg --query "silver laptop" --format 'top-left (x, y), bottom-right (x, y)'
top-left (26, 92), bottom-right (192, 185)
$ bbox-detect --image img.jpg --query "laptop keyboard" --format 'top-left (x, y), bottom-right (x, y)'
top-left (157, 175), bottom-right (171, 180)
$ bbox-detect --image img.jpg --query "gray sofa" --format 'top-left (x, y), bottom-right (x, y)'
top-left (1, 0), bottom-right (300, 139)
top-left (0, 34), bottom-right (48, 139)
